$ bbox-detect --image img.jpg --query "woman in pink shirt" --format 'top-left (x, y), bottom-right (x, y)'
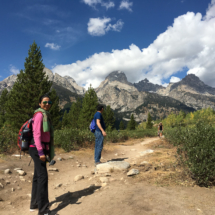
top-left (29, 94), bottom-right (53, 215)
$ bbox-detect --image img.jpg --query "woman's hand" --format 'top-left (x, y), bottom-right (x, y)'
top-left (40, 155), bottom-right (46, 162)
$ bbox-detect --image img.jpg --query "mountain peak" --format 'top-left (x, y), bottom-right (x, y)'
top-left (105, 71), bottom-right (132, 85)
top-left (170, 74), bottom-right (215, 95)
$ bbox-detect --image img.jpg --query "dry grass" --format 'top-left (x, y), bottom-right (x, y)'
top-left (134, 139), bottom-right (196, 187)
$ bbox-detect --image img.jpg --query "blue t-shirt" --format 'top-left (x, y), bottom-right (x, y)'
top-left (94, 112), bottom-right (106, 132)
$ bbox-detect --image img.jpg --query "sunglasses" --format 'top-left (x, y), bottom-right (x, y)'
top-left (43, 101), bottom-right (52, 105)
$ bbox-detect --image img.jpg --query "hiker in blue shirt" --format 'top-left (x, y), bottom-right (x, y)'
top-left (94, 104), bottom-right (106, 166)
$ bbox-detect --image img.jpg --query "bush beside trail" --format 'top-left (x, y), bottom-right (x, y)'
top-left (165, 121), bottom-right (215, 187)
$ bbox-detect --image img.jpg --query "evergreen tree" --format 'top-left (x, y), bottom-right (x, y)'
top-left (67, 98), bottom-right (82, 129)
top-left (103, 105), bottom-right (115, 130)
top-left (49, 88), bottom-right (61, 129)
top-left (119, 120), bottom-right (125, 130)
top-left (62, 110), bottom-right (69, 128)
top-left (5, 41), bottom-right (52, 130)
top-left (146, 112), bottom-right (153, 129)
top-left (127, 114), bottom-right (136, 130)
top-left (78, 86), bottom-right (98, 129)
top-left (0, 89), bottom-right (8, 127)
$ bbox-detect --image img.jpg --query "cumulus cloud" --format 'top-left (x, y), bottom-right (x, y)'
top-left (119, 0), bottom-right (133, 12)
top-left (170, 76), bottom-right (181, 83)
top-left (88, 17), bottom-right (124, 36)
top-left (9, 65), bottom-right (19, 75)
top-left (82, 0), bottom-right (115, 9)
top-left (45, 43), bottom-right (61, 50)
top-left (52, 0), bottom-right (215, 89)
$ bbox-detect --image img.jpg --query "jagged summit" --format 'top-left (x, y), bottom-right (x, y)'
top-left (105, 71), bottom-right (132, 85)
top-left (170, 74), bottom-right (215, 95)
top-left (134, 78), bottom-right (164, 92)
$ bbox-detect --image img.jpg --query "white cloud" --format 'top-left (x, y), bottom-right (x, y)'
top-left (119, 0), bottom-right (133, 12)
top-left (9, 65), bottom-right (19, 75)
top-left (82, 0), bottom-right (115, 9)
top-left (52, 0), bottom-right (215, 89)
top-left (170, 76), bottom-right (181, 83)
top-left (45, 43), bottom-right (61, 50)
top-left (88, 17), bottom-right (124, 36)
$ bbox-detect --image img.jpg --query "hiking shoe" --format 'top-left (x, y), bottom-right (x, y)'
top-left (94, 162), bottom-right (102, 166)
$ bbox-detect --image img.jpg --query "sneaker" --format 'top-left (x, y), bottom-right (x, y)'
top-left (94, 162), bottom-right (102, 166)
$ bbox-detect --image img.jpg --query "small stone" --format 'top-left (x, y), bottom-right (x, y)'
top-left (4, 169), bottom-right (11, 174)
top-left (131, 149), bottom-right (136, 151)
top-left (127, 169), bottom-right (139, 176)
top-left (16, 170), bottom-right (26, 176)
top-left (5, 181), bottom-right (10, 185)
top-left (121, 153), bottom-right (125, 155)
top-left (115, 153), bottom-right (118, 156)
top-left (0, 183), bottom-right (4, 188)
top-left (14, 181), bottom-right (17, 183)
top-left (17, 187), bottom-right (22, 190)
top-left (28, 180), bottom-right (31, 183)
top-left (14, 168), bottom-right (22, 171)
top-left (69, 156), bottom-right (74, 159)
top-left (105, 173), bottom-right (111, 177)
top-left (11, 188), bottom-right (15, 192)
top-left (57, 157), bottom-right (62, 161)
top-left (91, 171), bottom-right (95, 175)
top-left (140, 161), bottom-right (149, 166)
top-left (102, 183), bottom-right (107, 187)
top-left (88, 184), bottom-right (95, 189)
top-left (48, 168), bottom-right (58, 172)
top-left (27, 194), bottom-right (31, 198)
top-left (109, 178), bottom-right (116, 182)
top-left (55, 183), bottom-right (62, 188)
top-left (74, 175), bottom-right (84, 182)
top-left (88, 177), bottom-right (93, 181)
top-left (99, 177), bottom-right (109, 183)
top-left (120, 177), bottom-right (124, 181)
top-left (8, 201), bottom-right (12, 205)
top-left (77, 164), bottom-right (81, 167)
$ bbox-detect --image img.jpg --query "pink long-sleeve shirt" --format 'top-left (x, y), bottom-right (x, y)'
top-left (30, 112), bottom-right (50, 156)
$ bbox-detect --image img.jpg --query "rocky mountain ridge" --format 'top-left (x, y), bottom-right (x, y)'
top-left (1, 68), bottom-right (215, 121)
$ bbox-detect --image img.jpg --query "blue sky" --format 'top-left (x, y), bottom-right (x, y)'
top-left (0, 0), bottom-right (214, 88)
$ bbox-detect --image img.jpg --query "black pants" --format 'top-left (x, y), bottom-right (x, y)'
top-left (29, 147), bottom-right (49, 214)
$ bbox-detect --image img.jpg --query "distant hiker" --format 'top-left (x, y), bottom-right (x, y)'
top-left (158, 122), bottom-right (163, 138)
top-left (29, 94), bottom-right (54, 215)
top-left (94, 104), bottom-right (106, 166)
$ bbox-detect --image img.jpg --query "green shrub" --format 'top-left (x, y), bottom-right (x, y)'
top-left (0, 125), bottom-right (17, 153)
top-left (166, 121), bottom-right (215, 187)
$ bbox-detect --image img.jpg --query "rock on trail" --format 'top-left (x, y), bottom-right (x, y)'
top-left (96, 161), bottom-right (130, 173)
top-left (127, 169), bottom-right (139, 176)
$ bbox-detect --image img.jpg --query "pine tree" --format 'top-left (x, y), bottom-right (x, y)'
top-left (146, 112), bottom-right (153, 129)
top-left (119, 120), bottom-right (125, 130)
top-left (62, 111), bottom-right (69, 128)
top-left (67, 98), bottom-right (82, 129)
top-left (49, 88), bottom-right (61, 129)
top-left (128, 114), bottom-right (136, 130)
top-left (103, 105), bottom-right (115, 130)
top-left (0, 89), bottom-right (8, 128)
top-left (5, 41), bottom-right (52, 130)
top-left (78, 86), bottom-right (98, 129)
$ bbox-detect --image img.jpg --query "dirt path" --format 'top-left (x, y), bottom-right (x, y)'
top-left (0, 137), bottom-right (215, 215)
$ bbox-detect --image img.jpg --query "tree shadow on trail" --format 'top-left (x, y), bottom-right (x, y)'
top-left (49, 185), bottom-right (101, 215)
top-left (107, 157), bottom-right (129, 162)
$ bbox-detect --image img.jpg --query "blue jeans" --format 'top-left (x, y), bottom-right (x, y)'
top-left (94, 130), bottom-right (104, 163)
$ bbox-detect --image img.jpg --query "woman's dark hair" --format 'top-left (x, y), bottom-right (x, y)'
top-left (39, 94), bottom-right (51, 103)
top-left (97, 104), bottom-right (104, 111)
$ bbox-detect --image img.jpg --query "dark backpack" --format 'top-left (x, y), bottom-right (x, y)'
top-left (17, 112), bottom-right (42, 153)
top-left (89, 118), bottom-right (96, 133)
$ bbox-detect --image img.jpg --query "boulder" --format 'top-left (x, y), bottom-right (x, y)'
top-left (96, 161), bottom-right (130, 173)
top-left (74, 175), bottom-right (84, 182)
top-left (127, 169), bottom-right (139, 176)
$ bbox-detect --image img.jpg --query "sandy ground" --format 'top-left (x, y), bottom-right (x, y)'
top-left (0, 137), bottom-right (215, 215)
